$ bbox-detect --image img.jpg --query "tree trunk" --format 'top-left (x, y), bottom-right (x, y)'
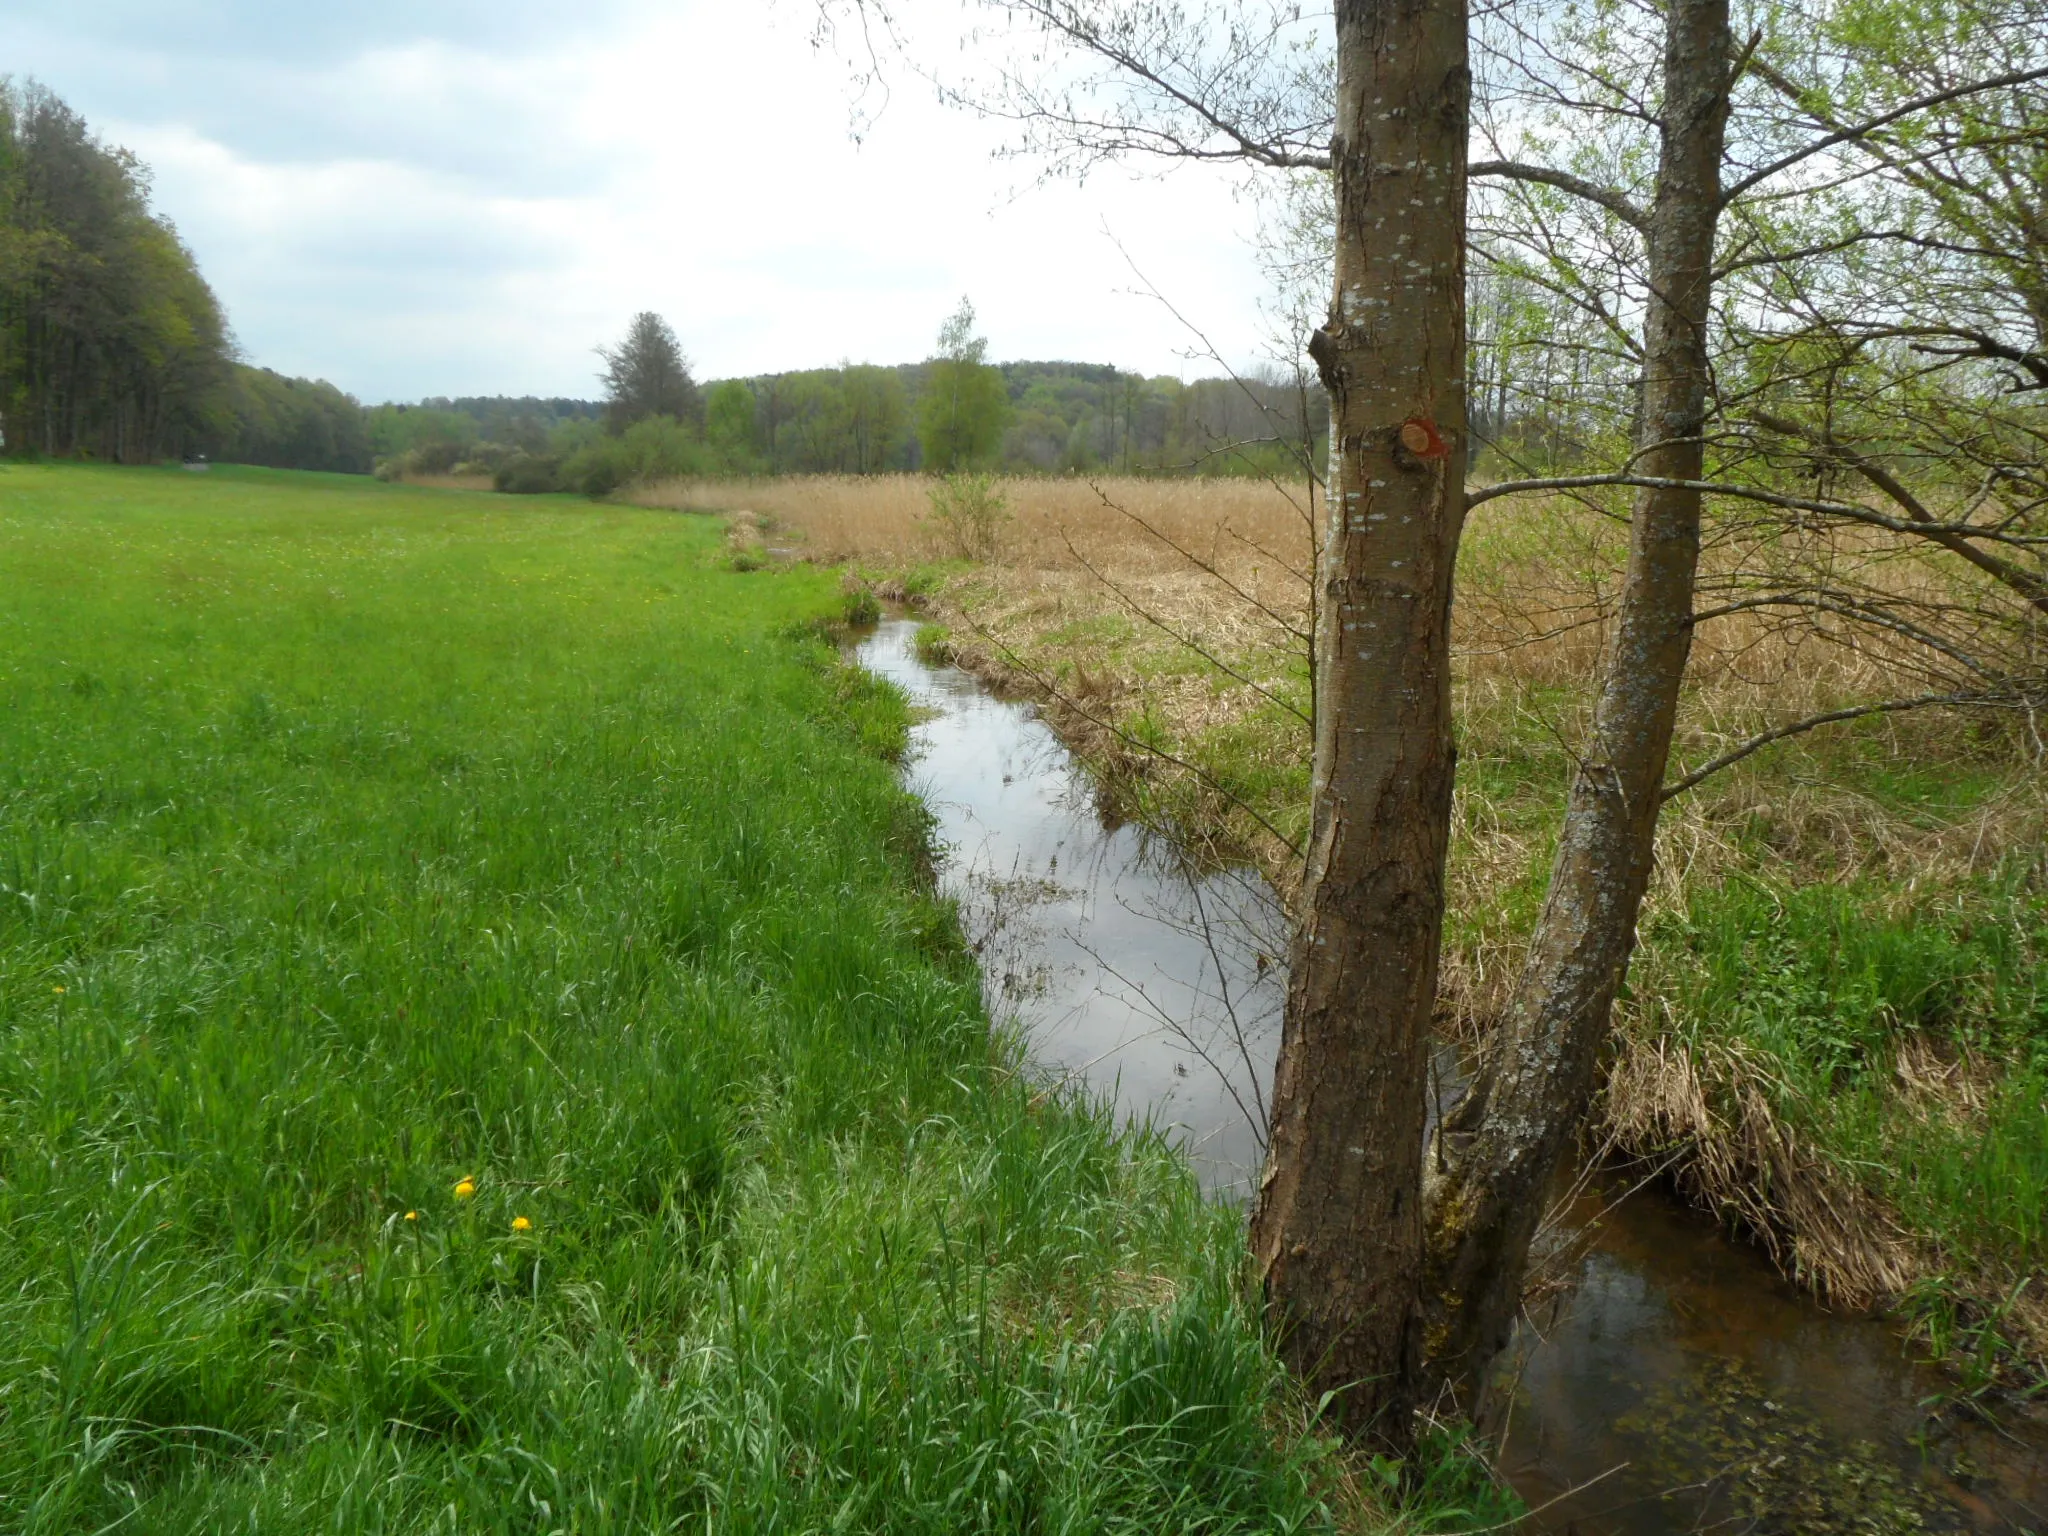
top-left (1421, 0), bottom-right (1732, 1406)
top-left (1249, 0), bottom-right (1470, 1453)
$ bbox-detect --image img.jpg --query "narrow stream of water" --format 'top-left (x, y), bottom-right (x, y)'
top-left (854, 617), bottom-right (2047, 1534)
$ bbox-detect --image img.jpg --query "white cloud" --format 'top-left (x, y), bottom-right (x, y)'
top-left (56, 0), bottom-right (1288, 400)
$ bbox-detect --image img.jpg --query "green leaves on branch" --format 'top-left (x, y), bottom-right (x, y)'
top-left (0, 81), bottom-right (231, 462)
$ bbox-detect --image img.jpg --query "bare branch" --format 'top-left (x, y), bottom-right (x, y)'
top-left (951, 607), bottom-right (1307, 859)
top-left (1085, 480), bottom-right (1315, 643)
top-left (1055, 524), bottom-right (1312, 725)
top-left (1662, 691), bottom-right (1997, 800)
top-left (1466, 472), bottom-right (2048, 550)
top-left (1745, 411), bottom-right (2048, 614)
top-left (1725, 61), bottom-right (2048, 206)
top-left (1469, 159), bottom-right (1649, 231)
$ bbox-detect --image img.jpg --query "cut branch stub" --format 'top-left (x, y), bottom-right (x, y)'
top-left (1401, 418), bottom-right (1451, 460)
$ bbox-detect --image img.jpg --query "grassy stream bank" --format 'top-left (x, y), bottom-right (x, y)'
top-left (644, 473), bottom-right (2048, 1393)
top-left (0, 465), bottom-right (1508, 1532)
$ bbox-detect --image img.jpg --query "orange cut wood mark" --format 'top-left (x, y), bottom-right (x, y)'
top-left (1400, 418), bottom-right (1450, 459)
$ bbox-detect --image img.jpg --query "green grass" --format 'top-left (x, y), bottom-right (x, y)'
top-left (1641, 874), bottom-right (2048, 1279)
top-left (0, 465), bottom-right (1509, 1533)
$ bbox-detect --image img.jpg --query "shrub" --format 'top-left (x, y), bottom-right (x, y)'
top-left (378, 440), bottom-right (521, 482)
top-left (557, 417), bottom-right (712, 501)
top-left (922, 472), bottom-right (1010, 562)
top-left (494, 454), bottom-right (563, 495)
top-left (575, 455), bottom-right (626, 499)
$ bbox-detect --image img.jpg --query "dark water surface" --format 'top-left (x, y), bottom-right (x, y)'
top-left (853, 618), bottom-right (2048, 1533)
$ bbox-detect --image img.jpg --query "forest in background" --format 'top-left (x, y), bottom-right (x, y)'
top-left (0, 82), bottom-right (373, 472)
top-left (371, 360), bottom-right (1325, 488)
top-left (1, 81), bottom-right (1332, 487)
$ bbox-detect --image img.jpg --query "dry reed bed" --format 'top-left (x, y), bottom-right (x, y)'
top-left (639, 471), bottom-right (2041, 903)
top-left (633, 472), bottom-right (2046, 1360)
top-left (640, 474), bottom-right (2025, 868)
top-left (397, 472), bottom-right (495, 493)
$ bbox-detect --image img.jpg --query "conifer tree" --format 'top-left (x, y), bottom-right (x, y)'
top-left (599, 312), bottom-right (701, 433)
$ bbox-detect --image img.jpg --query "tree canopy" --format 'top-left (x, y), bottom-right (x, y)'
top-left (599, 312), bottom-right (702, 433)
top-left (0, 80), bottom-right (230, 461)
top-left (917, 298), bottom-right (1010, 472)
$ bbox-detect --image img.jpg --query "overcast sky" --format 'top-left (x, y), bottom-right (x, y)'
top-left (3, 0), bottom-right (1284, 403)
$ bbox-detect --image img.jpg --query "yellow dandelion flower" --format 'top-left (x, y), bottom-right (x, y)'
top-left (404, 1210), bottom-right (418, 1222)
top-left (511, 1215), bottom-right (532, 1232)
top-left (53, 985), bottom-right (66, 995)
top-left (454, 1179), bottom-right (477, 1200)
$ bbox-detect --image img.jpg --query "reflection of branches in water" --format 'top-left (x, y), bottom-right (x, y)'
top-left (1067, 862), bottom-right (1285, 1163)
top-left (957, 803), bottom-right (1286, 1178)
top-left (1074, 942), bottom-right (1272, 1155)
top-left (942, 834), bottom-right (1072, 1021)
top-left (1112, 863), bottom-right (1286, 1132)
top-left (1188, 875), bottom-right (1269, 1134)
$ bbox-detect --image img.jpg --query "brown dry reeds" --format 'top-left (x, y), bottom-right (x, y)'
top-left (630, 472), bottom-right (2044, 911)
top-left (1600, 1034), bottom-right (1921, 1305)
top-left (397, 472), bottom-right (496, 493)
top-left (634, 472), bottom-right (1314, 575)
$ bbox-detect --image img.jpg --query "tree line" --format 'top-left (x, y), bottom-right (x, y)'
top-left (0, 90), bottom-right (1315, 488)
top-left (0, 79), bottom-right (226, 462)
top-left (0, 80), bottom-right (375, 471)
top-left (378, 300), bottom-right (1329, 490)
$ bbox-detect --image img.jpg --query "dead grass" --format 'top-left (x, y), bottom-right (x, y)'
top-left (1601, 1034), bottom-right (1922, 1305)
top-left (635, 472), bottom-right (1317, 576)
top-left (632, 470), bottom-right (2043, 941)
top-left (395, 472), bottom-right (495, 492)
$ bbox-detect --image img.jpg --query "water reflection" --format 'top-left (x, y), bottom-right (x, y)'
top-left (1502, 1180), bottom-right (2048, 1533)
top-left (856, 618), bottom-right (1285, 1195)
top-left (853, 616), bottom-right (2048, 1534)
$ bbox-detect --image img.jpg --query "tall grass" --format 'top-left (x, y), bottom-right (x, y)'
top-left (0, 465), bottom-right (1510, 1532)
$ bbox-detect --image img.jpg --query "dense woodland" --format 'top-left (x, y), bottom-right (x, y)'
top-left (0, 81), bottom-right (228, 462)
top-left (379, 363), bottom-right (1325, 483)
top-left (0, 81), bottom-right (373, 470)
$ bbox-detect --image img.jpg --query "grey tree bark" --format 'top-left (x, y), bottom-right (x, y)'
top-left (1421, 0), bottom-right (1733, 1406)
top-left (1249, 0), bottom-right (1470, 1452)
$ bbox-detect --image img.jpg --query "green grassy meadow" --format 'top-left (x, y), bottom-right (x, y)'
top-left (0, 465), bottom-right (1506, 1533)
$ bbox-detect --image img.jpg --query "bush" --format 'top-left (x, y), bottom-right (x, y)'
top-left (575, 455), bottom-right (626, 499)
top-left (922, 472), bottom-right (1010, 562)
top-left (494, 454), bottom-right (564, 495)
top-left (556, 417), bottom-right (711, 501)
top-left (409, 441), bottom-right (468, 476)
top-left (378, 440), bottom-right (521, 482)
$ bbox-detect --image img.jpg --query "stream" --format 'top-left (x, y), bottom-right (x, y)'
top-left (853, 616), bottom-right (2048, 1534)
